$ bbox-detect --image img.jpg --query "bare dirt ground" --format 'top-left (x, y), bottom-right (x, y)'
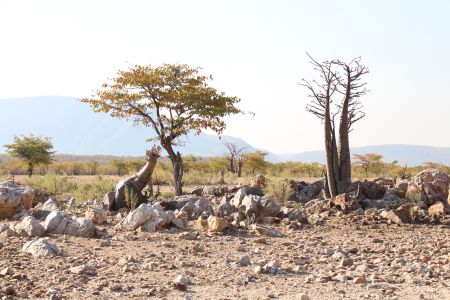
top-left (1, 213), bottom-right (449, 300)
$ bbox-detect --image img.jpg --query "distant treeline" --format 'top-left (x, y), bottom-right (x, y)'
top-left (0, 153), bottom-right (448, 182)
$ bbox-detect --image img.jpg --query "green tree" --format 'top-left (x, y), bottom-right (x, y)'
top-left (243, 151), bottom-right (268, 175)
top-left (4, 135), bottom-right (54, 177)
top-left (82, 64), bottom-right (243, 195)
top-left (127, 159), bottom-right (146, 173)
top-left (209, 157), bottom-right (229, 184)
top-left (110, 159), bottom-right (129, 176)
top-left (353, 153), bottom-right (384, 178)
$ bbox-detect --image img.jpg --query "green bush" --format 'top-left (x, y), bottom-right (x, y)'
top-left (265, 179), bottom-right (296, 205)
top-left (25, 173), bottom-right (115, 203)
top-left (25, 173), bottom-right (76, 195)
top-left (71, 177), bottom-right (115, 203)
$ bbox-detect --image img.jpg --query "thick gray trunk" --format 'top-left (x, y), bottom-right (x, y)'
top-left (337, 76), bottom-right (352, 194)
top-left (324, 101), bottom-right (338, 197)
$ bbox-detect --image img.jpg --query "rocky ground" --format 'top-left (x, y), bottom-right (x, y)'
top-left (1, 168), bottom-right (449, 300)
top-left (1, 212), bottom-right (449, 300)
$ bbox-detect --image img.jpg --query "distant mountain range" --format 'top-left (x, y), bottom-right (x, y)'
top-left (0, 96), bottom-right (449, 166)
top-left (277, 144), bottom-right (450, 166)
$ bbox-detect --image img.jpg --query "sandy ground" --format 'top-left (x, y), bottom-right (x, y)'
top-left (1, 212), bottom-right (449, 300)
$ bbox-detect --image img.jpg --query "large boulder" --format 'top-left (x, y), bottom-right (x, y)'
top-left (64, 218), bottom-right (96, 238)
top-left (331, 193), bottom-right (360, 213)
top-left (103, 192), bottom-right (115, 210)
top-left (394, 180), bottom-right (409, 198)
top-left (15, 216), bottom-right (45, 237)
top-left (43, 210), bottom-right (70, 234)
top-left (428, 202), bottom-right (447, 218)
top-left (231, 187), bottom-right (264, 207)
top-left (85, 206), bottom-right (107, 225)
top-left (381, 204), bottom-right (414, 224)
top-left (250, 174), bottom-right (267, 189)
top-left (239, 195), bottom-right (280, 219)
top-left (122, 203), bottom-right (153, 230)
top-left (0, 181), bottom-right (35, 218)
top-left (22, 239), bottom-right (60, 257)
top-left (202, 186), bottom-right (228, 197)
top-left (140, 204), bottom-right (175, 232)
top-left (207, 216), bottom-right (229, 232)
top-left (32, 198), bottom-right (60, 219)
top-left (353, 180), bottom-right (386, 200)
top-left (407, 169), bottom-right (449, 207)
top-left (297, 179), bottom-right (324, 202)
top-left (285, 207), bottom-right (308, 224)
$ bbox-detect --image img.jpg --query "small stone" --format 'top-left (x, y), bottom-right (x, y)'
top-left (353, 276), bottom-right (366, 284)
top-left (236, 244), bottom-right (247, 252)
top-left (3, 285), bottom-right (15, 295)
top-left (332, 250), bottom-right (348, 259)
top-left (69, 265), bottom-right (86, 275)
top-left (174, 275), bottom-right (191, 290)
top-left (238, 255), bottom-right (251, 267)
top-left (192, 243), bottom-right (204, 252)
top-left (0, 267), bottom-right (13, 276)
top-left (299, 295), bottom-right (310, 300)
top-left (254, 265), bottom-right (263, 274)
top-left (110, 283), bottom-right (123, 292)
top-left (339, 257), bottom-right (353, 267)
top-left (98, 239), bottom-right (111, 247)
top-left (355, 264), bottom-right (369, 273)
top-left (179, 232), bottom-right (197, 240)
top-left (253, 237), bottom-right (267, 244)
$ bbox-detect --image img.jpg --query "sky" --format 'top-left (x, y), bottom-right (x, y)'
top-left (0, 0), bottom-right (449, 154)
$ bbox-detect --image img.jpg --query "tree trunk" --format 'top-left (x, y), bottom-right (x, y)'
top-left (237, 160), bottom-right (243, 177)
top-left (172, 153), bottom-right (183, 196)
top-left (219, 170), bottom-right (225, 184)
top-left (162, 141), bottom-right (184, 196)
top-left (27, 163), bottom-right (33, 177)
top-left (337, 76), bottom-right (352, 194)
top-left (324, 100), bottom-right (338, 197)
top-left (229, 157), bottom-right (235, 173)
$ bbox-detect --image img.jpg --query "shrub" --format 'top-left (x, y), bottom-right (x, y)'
top-left (265, 179), bottom-right (296, 205)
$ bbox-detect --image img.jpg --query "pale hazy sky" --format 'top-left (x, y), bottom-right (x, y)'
top-left (1, 0), bottom-right (449, 153)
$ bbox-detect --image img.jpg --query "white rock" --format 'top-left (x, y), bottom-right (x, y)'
top-left (44, 210), bottom-right (69, 233)
top-left (122, 203), bottom-right (153, 230)
top-left (64, 217), bottom-right (96, 238)
top-left (41, 198), bottom-right (59, 211)
top-left (16, 216), bottom-right (45, 237)
top-left (22, 239), bottom-right (59, 257)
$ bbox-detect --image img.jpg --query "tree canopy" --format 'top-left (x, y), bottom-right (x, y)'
top-left (82, 64), bottom-right (242, 147)
top-left (4, 135), bottom-right (54, 176)
top-left (82, 63), bottom-right (244, 195)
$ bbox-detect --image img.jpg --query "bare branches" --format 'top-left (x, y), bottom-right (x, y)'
top-left (300, 53), bottom-right (369, 130)
top-left (300, 53), bottom-right (341, 122)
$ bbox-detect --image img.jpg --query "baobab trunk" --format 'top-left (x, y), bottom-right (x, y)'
top-left (324, 101), bottom-right (338, 197)
top-left (111, 146), bottom-right (161, 210)
top-left (337, 71), bottom-right (354, 194)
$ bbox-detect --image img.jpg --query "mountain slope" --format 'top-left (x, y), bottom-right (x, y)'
top-left (0, 96), bottom-right (280, 160)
